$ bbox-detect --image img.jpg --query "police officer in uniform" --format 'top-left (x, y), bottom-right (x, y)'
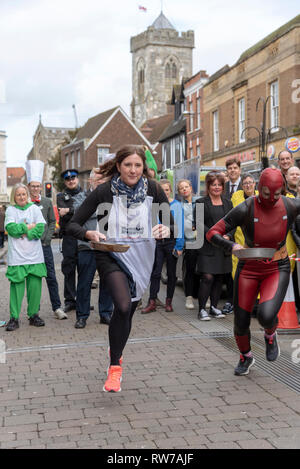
top-left (57, 169), bottom-right (86, 312)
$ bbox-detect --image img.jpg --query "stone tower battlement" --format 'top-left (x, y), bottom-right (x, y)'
top-left (130, 12), bottom-right (194, 127)
top-left (130, 27), bottom-right (195, 53)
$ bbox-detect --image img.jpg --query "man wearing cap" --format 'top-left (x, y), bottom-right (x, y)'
top-left (26, 160), bottom-right (67, 320)
top-left (57, 169), bottom-right (85, 313)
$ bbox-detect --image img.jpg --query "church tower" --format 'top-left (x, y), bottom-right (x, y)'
top-left (130, 11), bottom-right (194, 128)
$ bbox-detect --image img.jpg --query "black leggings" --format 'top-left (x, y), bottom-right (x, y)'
top-left (104, 270), bottom-right (138, 366)
top-left (198, 273), bottom-right (223, 311)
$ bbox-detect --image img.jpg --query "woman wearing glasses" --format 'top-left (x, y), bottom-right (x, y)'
top-left (194, 171), bottom-right (234, 321)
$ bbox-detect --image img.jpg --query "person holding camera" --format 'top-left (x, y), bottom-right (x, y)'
top-left (141, 179), bottom-right (184, 313)
top-left (56, 169), bottom-right (86, 313)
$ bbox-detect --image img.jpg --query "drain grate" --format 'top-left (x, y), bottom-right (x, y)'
top-left (216, 335), bottom-right (300, 394)
top-left (190, 319), bottom-right (233, 337)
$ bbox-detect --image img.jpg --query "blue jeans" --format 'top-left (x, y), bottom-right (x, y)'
top-left (76, 250), bottom-right (113, 320)
top-left (42, 245), bottom-right (61, 311)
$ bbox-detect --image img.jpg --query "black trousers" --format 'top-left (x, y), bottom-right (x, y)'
top-left (183, 248), bottom-right (198, 297)
top-left (149, 240), bottom-right (177, 300)
top-left (0, 231), bottom-right (4, 248)
top-left (61, 236), bottom-right (78, 306)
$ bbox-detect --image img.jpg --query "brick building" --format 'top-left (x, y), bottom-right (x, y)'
top-left (202, 15), bottom-right (300, 169)
top-left (139, 113), bottom-right (174, 172)
top-left (60, 106), bottom-right (153, 190)
top-left (183, 70), bottom-right (209, 160)
top-left (6, 167), bottom-right (25, 201)
top-left (159, 82), bottom-right (187, 171)
top-left (27, 118), bottom-right (74, 200)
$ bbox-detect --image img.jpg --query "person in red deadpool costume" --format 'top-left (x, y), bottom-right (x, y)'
top-left (207, 168), bottom-right (300, 376)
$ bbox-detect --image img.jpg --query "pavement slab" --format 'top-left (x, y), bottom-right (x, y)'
top-left (1, 241), bottom-right (300, 449)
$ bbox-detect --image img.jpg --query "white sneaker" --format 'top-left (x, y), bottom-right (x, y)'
top-left (54, 308), bottom-right (68, 320)
top-left (198, 309), bottom-right (211, 321)
top-left (185, 296), bottom-right (195, 309)
top-left (209, 306), bottom-right (225, 318)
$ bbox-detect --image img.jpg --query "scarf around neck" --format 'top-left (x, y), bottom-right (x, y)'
top-left (111, 175), bottom-right (148, 208)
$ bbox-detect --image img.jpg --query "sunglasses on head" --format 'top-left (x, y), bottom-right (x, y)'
top-left (65, 175), bottom-right (77, 181)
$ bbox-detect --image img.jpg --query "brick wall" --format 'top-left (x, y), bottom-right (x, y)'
top-left (61, 110), bottom-right (149, 175)
top-left (202, 25), bottom-right (300, 160)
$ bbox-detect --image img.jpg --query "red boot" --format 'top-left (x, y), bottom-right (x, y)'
top-left (141, 299), bottom-right (156, 314)
top-left (165, 298), bottom-right (173, 312)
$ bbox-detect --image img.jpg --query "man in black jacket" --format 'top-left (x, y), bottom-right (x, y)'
top-left (224, 157), bottom-right (242, 199)
top-left (57, 169), bottom-right (86, 313)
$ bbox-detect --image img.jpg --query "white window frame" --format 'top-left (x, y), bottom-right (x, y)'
top-left (97, 146), bottom-right (110, 165)
top-left (163, 141), bottom-right (171, 170)
top-left (196, 97), bottom-right (201, 129)
top-left (213, 110), bottom-right (219, 152)
top-left (77, 149), bottom-right (81, 168)
top-left (270, 80), bottom-right (279, 132)
top-left (71, 151), bottom-right (75, 168)
top-left (238, 97), bottom-right (246, 143)
top-left (65, 153), bottom-right (69, 169)
top-left (175, 137), bottom-right (181, 164)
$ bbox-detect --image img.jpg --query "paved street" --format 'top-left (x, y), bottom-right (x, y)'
top-left (1, 239), bottom-right (300, 449)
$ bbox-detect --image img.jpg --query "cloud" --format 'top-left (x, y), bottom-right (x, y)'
top-left (0, 0), bottom-right (299, 166)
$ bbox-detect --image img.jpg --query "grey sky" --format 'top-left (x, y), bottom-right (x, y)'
top-left (0, 0), bottom-right (299, 166)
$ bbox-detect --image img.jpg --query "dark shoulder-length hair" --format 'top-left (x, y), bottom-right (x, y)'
top-left (99, 145), bottom-right (148, 179)
top-left (205, 171), bottom-right (225, 195)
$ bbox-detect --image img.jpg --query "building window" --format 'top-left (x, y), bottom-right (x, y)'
top-left (71, 151), bottom-right (75, 168)
top-left (238, 97), bottom-right (245, 143)
top-left (165, 58), bottom-right (177, 80)
top-left (175, 137), bottom-right (180, 164)
top-left (196, 97), bottom-right (201, 129)
top-left (189, 113), bottom-right (194, 133)
top-left (172, 62), bottom-right (177, 79)
top-left (165, 63), bottom-right (171, 79)
top-left (77, 149), bottom-right (81, 168)
top-left (65, 153), bottom-right (69, 169)
top-left (163, 141), bottom-right (171, 170)
top-left (137, 59), bottom-right (145, 97)
top-left (196, 144), bottom-right (201, 156)
top-left (189, 100), bottom-right (194, 132)
top-left (270, 80), bottom-right (279, 131)
top-left (97, 147), bottom-right (110, 165)
top-left (213, 111), bottom-right (219, 152)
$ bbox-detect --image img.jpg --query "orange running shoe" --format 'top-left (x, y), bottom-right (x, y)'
top-left (103, 365), bottom-right (122, 392)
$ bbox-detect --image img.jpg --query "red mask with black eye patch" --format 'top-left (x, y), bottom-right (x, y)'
top-left (258, 168), bottom-right (284, 208)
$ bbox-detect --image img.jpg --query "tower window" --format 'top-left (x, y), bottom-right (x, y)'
top-left (138, 68), bottom-right (144, 84)
top-left (165, 58), bottom-right (177, 79)
top-left (172, 62), bottom-right (177, 79)
top-left (137, 59), bottom-right (145, 98)
top-left (165, 63), bottom-right (171, 78)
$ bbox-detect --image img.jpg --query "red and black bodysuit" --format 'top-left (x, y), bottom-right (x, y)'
top-left (207, 168), bottom-right (300, 355)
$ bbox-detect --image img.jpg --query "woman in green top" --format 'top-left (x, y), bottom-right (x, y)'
top-left (5, 184), bottom-right (47, 331)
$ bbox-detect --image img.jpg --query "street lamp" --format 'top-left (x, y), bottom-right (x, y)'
top-left (241, 96), bottom-right (288, 169)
